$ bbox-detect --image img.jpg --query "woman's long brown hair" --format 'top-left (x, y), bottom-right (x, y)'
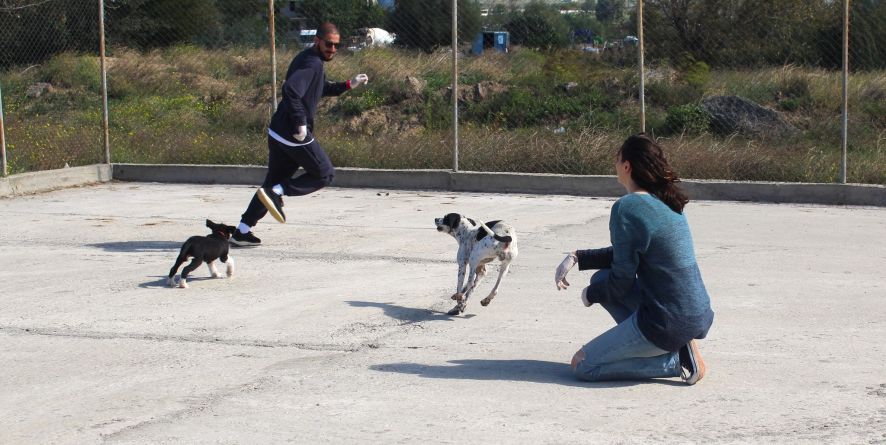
top-left (618, 134), bottom-right (689, 213)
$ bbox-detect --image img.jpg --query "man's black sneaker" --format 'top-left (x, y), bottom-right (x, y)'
top-left (231, 230), bottom-right (261, 247)
top-left (679, 340), bottom-right (706, 386)
top-left (257, 187), bottom-right (286, 223)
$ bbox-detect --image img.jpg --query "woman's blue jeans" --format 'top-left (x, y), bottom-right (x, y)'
top-left (572, 269), bottom-right (681, 382)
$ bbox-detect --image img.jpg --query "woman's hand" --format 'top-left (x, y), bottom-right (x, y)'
top-left (555, 252), bottom-right (577, 290)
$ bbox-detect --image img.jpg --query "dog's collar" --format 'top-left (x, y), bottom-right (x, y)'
top-left (213, 229), bottom-right (229, 239)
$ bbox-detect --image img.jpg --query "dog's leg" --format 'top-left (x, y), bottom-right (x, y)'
top-left (451, 248), bottom-right (468, 302)
top-left (179, 258), bottom-right (203, 289)
top-left (168, 255), bottom-right (187, 287)
top-left (208, 261), bottom-right (220, 278)
top-left (481, 260), bottom-right (511, 307)
top-left (223, 255), bottom-right (234, 278)
top-left (449, 257), bottom-right (489, 315)
top-left (464, 260), bottom-right (490, 303)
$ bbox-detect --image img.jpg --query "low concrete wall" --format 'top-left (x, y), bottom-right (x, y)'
top-left (0, 164), bottom-right (112, 198)
top-left (112, 163), bottom-right (886, 207)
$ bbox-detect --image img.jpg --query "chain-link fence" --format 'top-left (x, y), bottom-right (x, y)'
top-left (1, 0), bottom-right (884, 184)
top-left (1, 0), bottom-right (103, 174)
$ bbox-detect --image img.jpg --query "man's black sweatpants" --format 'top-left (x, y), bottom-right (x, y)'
top-left (240, 136), bottom-right (335, 227)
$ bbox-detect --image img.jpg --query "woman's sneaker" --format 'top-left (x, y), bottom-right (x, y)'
top-left (680, 340), bottom-right (706, 385)
top-left (231, 230), bottom-right (261, 247)
top-left (581, 287), bottom-right (594, 307)
top-left (257, 187), bottom-right (286, 223)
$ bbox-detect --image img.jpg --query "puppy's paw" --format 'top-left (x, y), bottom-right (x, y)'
top-left (450, 292), bottom-right (464, 302)
top-left (178, 279), bottom-right (189, 289)
top-left (211, 273), bottom-right (220, 278)
top-left (167, 277), bottom-right (176, 287)
top-left (480, 296), bottom-right (493, 306)
top-left (447, 304), bottom-right (465, 316)
top-left (226, 273), bottom-right (234, 279)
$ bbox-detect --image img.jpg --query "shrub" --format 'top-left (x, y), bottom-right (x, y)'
top-left (339, 89), bottom-right (386, 116)
top-left (41, 53), bottom-right (101, 92)
top-left (661, 104), bottom-right (710, 135)
top-left (645, 81), bottom-right (703, 108)
top-left (684, 61), bottom-right (711, 88)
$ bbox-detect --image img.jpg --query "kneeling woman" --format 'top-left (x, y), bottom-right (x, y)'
top-left (555, 134), bottom-right (713, 385)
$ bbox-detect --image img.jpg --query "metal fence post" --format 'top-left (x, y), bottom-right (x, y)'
top-left (451, 0), bottom-right (459, 172)
top-left (638, 0), bottom-right (645, 134)
top-left (1, 81), bottom-right (6, 177)
top-left (99, 0), bottom-right (111, 164)
top-left (269, 0), bottom-right (278, 112)
top-left (840, 0), bottom-right (849, 184)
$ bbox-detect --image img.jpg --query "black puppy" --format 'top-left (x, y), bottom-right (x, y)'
top-left (167, 219), bottom-right (236, 288)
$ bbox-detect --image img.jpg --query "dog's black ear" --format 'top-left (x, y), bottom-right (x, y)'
top-left (205, 219), bottom-right (214, 228)
top-left (444, 213), bottom-right (460, 228)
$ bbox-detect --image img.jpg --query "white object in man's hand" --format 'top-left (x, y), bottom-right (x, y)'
top-left (351, 73), bottom-right (369, 88)
top-left (293, 125), bottom-right (307, 142)
top-left (555, 253), bottom-right (577, 290)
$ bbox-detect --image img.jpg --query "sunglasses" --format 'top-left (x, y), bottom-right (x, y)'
top-left (320, 39), bottom-right (340, 49)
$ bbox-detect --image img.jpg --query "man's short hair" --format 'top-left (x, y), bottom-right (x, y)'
top-left (317, 22), bottom-right (339, 39)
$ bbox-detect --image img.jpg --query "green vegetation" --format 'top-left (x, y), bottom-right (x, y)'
top-left (1, 46), bottom-right (884, 184)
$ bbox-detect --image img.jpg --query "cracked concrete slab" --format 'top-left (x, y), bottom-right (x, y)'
top-left (1, 182), bottom-right (885, 444)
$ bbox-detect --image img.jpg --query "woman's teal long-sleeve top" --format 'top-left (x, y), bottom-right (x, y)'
top-left (577, 193), bottom-right (714, 352)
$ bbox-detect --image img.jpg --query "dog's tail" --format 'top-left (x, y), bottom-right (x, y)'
top-left (479, 221), bottom-right (512, 244)
top-left (493, 234), bottom-right (512, 243)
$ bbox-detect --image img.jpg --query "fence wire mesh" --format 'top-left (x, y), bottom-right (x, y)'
top-left (1, 0), bottom-right (884, 184)
top-left (1, 0), bottom-right (102, 174)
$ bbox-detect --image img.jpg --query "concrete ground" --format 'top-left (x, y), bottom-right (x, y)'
top-left (1, 182), bottom-right (884, 444)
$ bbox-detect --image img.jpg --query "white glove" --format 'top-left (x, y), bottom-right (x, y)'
top-left (351, 73), bottom-right (369, 88)
top-left (293, 125), bottom-right (307, 142)
top-left (555, 253), bottom-right (577, 290)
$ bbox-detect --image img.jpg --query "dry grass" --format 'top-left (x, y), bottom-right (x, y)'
top-left (2, 46), bottom-right (883, 184)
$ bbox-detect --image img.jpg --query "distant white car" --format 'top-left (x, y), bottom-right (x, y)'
top-left (348, 27), bottom-right (396, 51)
top-left (299, 29), bottom-right (317, 48)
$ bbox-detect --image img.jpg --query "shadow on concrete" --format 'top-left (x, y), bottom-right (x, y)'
top-left (88, 241), bottom-right (181, 252)
top-left (139, 275), bottom-right (215, 289)
top-left (346, 300), bottom-right (463, 323)
top-left (370, 360), bottom-right (684, 388)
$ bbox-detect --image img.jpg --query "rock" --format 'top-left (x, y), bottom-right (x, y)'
top-left (701, 95), bottom-right (796, 136)
top-left (391, 76), bottom-right (426, 103)
top-left (475, 81), bottom-right (507, 101)
top-left (558, 82), bottom-right (579, 94)
top-left (26, 82), bottom-right (54, 98)
top-left (346, 107), bottom-right (389, 135)
top-left (445, 81), bottom-right (507, 104)
top-left (404, 76), bottom-right (425, 98)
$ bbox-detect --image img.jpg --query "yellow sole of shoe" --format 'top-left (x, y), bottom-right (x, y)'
top-left (686, 340), bottom-right (706, 385)
top-left (256, 188), bottom-right (285, 223)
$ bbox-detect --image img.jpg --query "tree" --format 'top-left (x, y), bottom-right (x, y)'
top-left (105, 0), bottom-right (221, 49)
top-left (595, 0), bottom-right (624, 23)
top-left (213, 0), bottom-right (267, 46)
top-left (847, 0), bottom-right (885, 70)
top-left (1, 0), bottom-right (98, 67)
top-left (505, 1), bottom-right (571, 49)
top-left (581, 0), bottom-right (597, 13)
top-left (642, 0), bottom-right (841, 68)
top-left (296, 0), bottom-right (386, 39)
top-left (388, 0), bottom-right (481, 53)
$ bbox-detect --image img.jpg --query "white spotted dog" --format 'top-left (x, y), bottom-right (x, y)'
top-left (167, 219), bottom-right (236, 289)
top-left (434, 213), bottom-right (518, 315)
